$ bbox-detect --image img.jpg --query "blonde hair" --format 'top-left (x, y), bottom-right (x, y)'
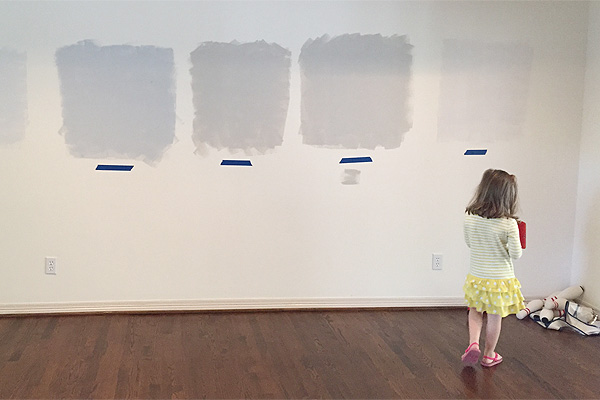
top-left (466, 169), bottom-right (519, 219)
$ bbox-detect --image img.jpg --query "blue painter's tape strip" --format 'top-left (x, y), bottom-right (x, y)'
top-left (221, 160), bottom-right (252, 166)
top-left (339, 157), bottom-right (373, 164)
top-left (96, 164), bottom-right (134, 171)
top-left (464, 149), bottom-right (487, 156)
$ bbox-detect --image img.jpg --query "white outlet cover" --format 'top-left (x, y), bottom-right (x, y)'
top-left (432, 254), bottom-right (443, 270)
top-left (45, 257), bottom-right (57, 275)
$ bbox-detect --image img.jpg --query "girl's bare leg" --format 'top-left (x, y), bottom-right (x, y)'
top-left (468, 308), bottom-right (484, 345)
top-left (483, 313), bottom-right (502, 359)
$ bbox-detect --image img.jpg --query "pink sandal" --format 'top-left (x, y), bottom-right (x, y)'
top-left (461, 342), bottom-right (480, 366)
top-left (481, 352), bottom-right (503, 367)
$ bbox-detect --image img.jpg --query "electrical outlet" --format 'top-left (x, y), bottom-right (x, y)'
top-left (432, 254), bottom-right (443, 270)
top-left (45, 257), bottom-right (57, 275)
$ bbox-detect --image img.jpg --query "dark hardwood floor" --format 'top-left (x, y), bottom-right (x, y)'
top-left (0, 309), bottom-right (598, 399)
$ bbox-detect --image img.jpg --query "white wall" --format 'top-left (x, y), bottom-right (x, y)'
top-left (0, 1), bottom-right (591, 312)
top-left (573, 2), bottom-right (600, 310)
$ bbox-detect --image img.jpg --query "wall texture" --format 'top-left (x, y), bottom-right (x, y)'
top-left (573, 2), bottom-right (600, 309)
top-left (0, 1), bottom-right (594, 313)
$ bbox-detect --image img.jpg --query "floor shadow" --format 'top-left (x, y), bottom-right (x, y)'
top-left (460, 366), bottom-right (479, 397)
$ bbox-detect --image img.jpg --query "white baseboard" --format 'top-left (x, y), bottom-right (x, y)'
top-left (0, 296), bottom-right (468, 315)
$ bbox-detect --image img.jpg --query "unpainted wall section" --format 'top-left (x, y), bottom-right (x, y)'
top-left (573, 2), bottom-right (600, 309)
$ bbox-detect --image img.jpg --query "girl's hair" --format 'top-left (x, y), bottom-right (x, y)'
top-left (466, 169), bottom-right (519, 219)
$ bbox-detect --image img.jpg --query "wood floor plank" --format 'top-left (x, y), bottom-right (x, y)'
top-left (0, 309), bottom-right (599, 399)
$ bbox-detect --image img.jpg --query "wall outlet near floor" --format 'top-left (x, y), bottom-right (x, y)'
top-left (45, 257), bottom-right (57, 275)
top-left (432, 253), bottom-right (443, 270)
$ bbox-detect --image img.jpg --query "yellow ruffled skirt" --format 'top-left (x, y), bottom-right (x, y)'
top-left (463, 274), bottom-right (525, 318)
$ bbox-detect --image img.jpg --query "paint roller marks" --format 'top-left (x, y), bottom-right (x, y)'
top-left (339, 157), bottom-right (371, 184)
top-left (341, 169), bottom-right (361, 185)
top-left (438, 39), bottom-right (532, 142)
top-left (55, 41), bottom-right (176, 164)
top-left (96, 164), bottom-right (134, 171)
top-left (340, 156), bottom-right (373, 164)
top-left (190, 41), bottom-right (291, 154)
top-left (464, 149), bottom-right (487, 156)
top-left (0, 49), bottom-right (27, 145)
top-left (220, 160), bottom-right (252, 166)
top-left (299, 34), bottom-right (413, 149)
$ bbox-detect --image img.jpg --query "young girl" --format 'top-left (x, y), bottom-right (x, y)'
top-left (462, 169), bottom-right (525, 367)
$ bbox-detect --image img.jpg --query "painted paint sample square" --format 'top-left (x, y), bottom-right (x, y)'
top-left (0, 49), bottom-right (27, 145)
top-left (438, 40), bottom-right (533, 142)
top-left (190, 41), bottom-right (291, 153)
top-left (55, 41), bottom-right (176, 164)
top-left (299, 34), bottom-right (413, 149)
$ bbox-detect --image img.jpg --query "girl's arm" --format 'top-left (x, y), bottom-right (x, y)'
top-left (507, 219), bottom-right (523, 259)
top-left (464, 218), bottom-right (471, 248)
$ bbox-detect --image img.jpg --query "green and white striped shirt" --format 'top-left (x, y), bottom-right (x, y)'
top-left (464, 214), bottom-right (523, 279)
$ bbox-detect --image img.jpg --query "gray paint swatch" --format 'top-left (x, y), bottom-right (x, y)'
top-left (299, 34), bottom-right (413, 149)
top-left (0, 49), bottom-right (27, 145)
top-left (437, 39), bottom-right (533, 142)
top-left (55, 41), bottom-right (176, 164)
top-left (190, 41), bottom-right (291, 153)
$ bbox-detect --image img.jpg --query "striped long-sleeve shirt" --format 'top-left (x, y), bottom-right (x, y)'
top-left (464, 213), bottom-right (523, 279)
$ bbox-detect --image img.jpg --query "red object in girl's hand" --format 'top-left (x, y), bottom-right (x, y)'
top-left (517, 220), bottom-right (526, 249)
